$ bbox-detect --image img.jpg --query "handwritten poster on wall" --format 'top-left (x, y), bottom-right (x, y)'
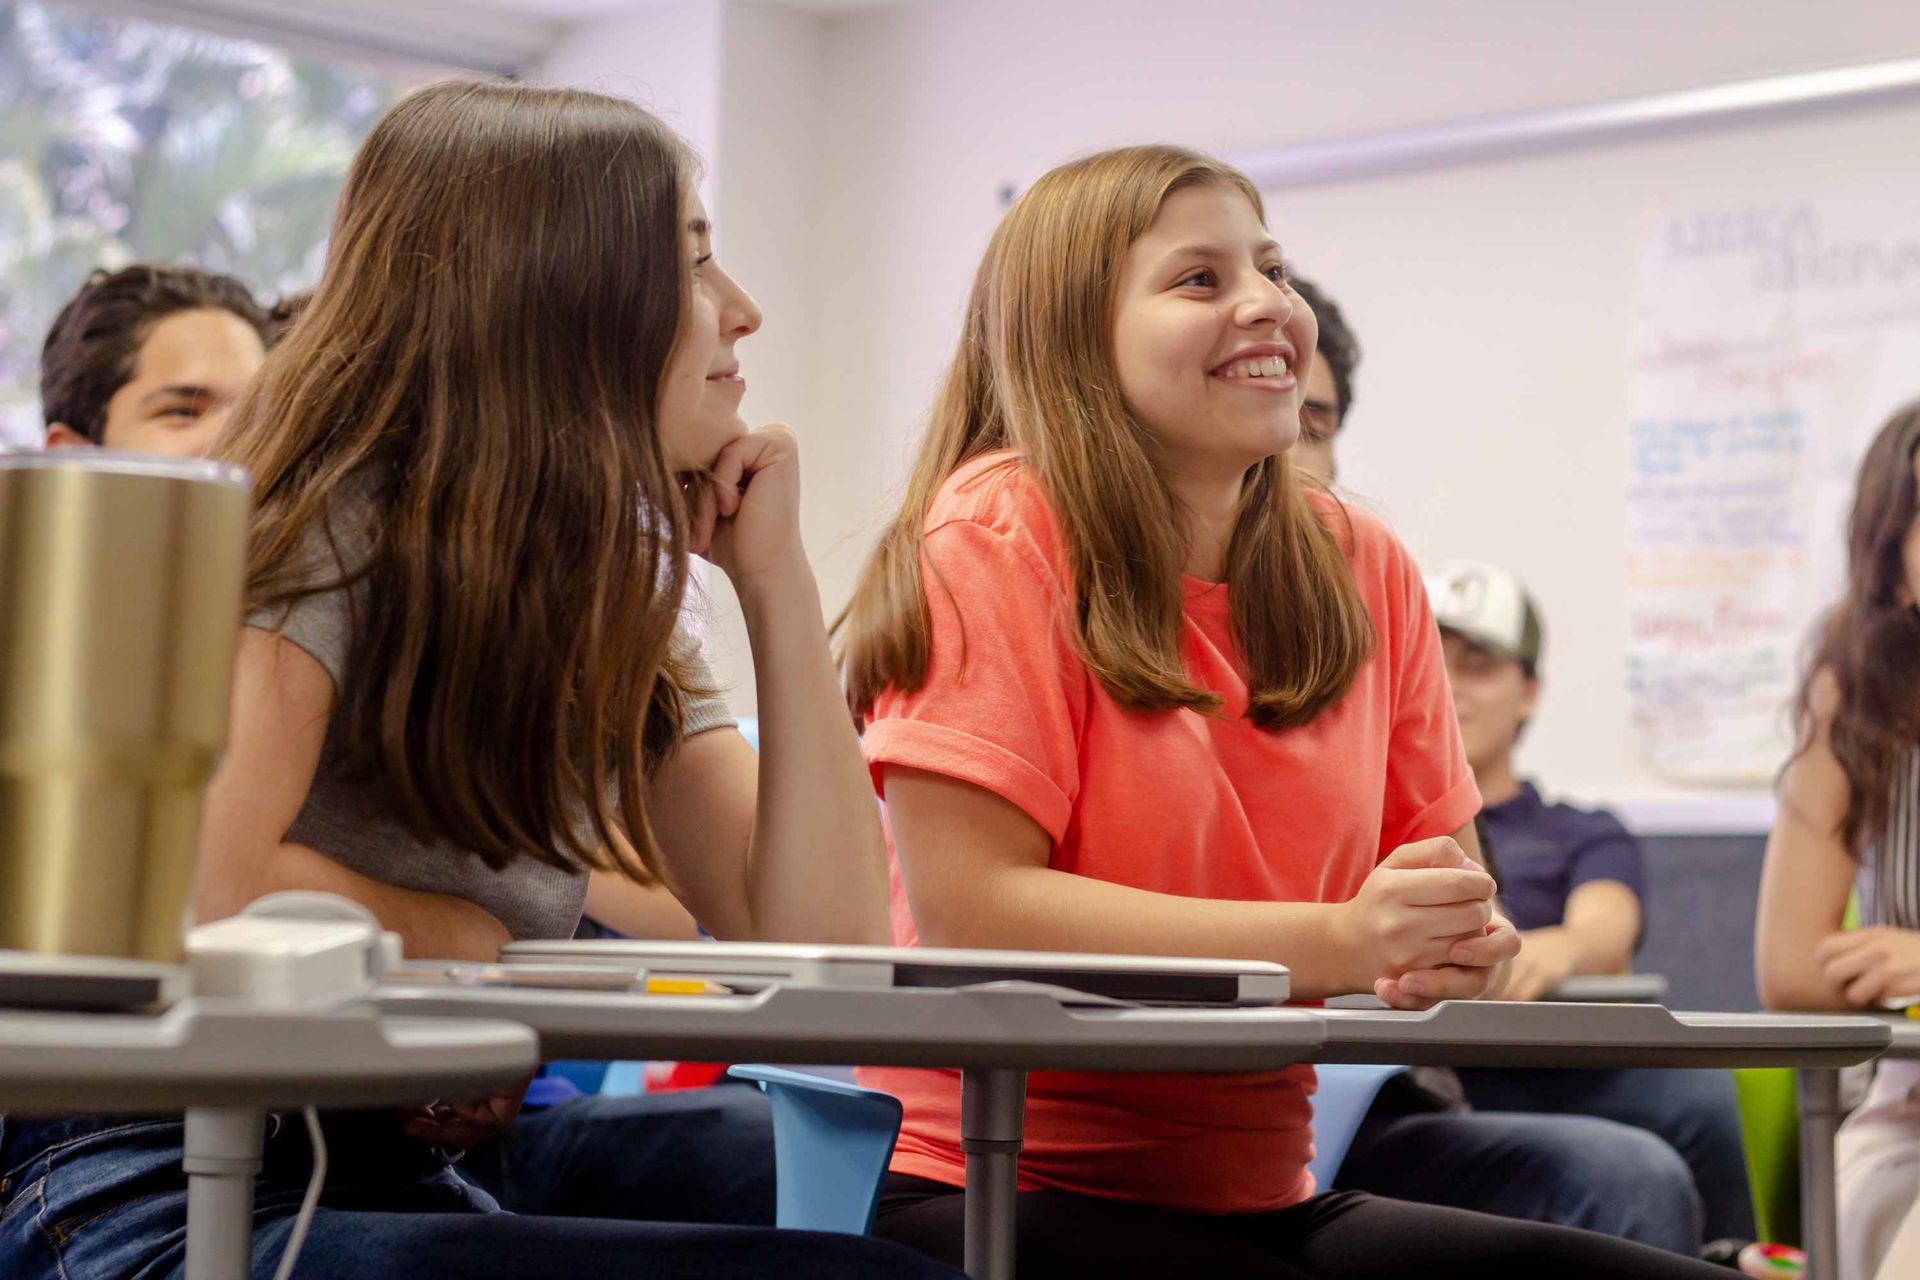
top-left (1626, 189), bottom-right (1920, 782)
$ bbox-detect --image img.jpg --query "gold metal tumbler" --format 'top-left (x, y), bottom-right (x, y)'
top-left (0, 452), bottom-right (251, 963)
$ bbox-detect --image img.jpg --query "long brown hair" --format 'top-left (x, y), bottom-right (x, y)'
top-left (839, 145), bottom-right (1374, 729)
top-left (1792, 401), bottom-right (1920, 854)
top-left (218, 81), bottom-right (698, 882)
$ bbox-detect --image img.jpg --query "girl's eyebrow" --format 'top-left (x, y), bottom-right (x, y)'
top-left (1162, 238), bottom-right (1284, 262)
top-left (687, 218), bottom-right (711, 236)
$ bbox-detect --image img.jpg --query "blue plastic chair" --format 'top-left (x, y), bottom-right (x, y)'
top-left (728, 1065), bottom-right (904, 1234)
top-left (729, 1060), bottom-right (1409, 1234)
top-left (1306, 1063), bottom-right (1409, 1188)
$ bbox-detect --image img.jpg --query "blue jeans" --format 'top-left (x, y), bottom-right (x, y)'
top-left (459, 1085), bottom-right (779, 1224)
top-left (1456, 1067), bottom-right (1758, 1244)
top-left (0, 1111), bottom-right (959, 1280)
top-left (1335, 1104), bottom-right (1706, 1254)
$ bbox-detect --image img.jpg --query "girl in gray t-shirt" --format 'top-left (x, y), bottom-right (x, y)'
top-left (0, 81), bottom-right (949, 1280)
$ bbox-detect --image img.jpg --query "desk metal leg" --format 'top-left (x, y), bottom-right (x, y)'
top-left (961, 1067), bottom-right (1027, 1280)
top-left (183, 1107), bottom-right (265, 1280)
top-left (1799, 1068), bottom-right (1842, 1280)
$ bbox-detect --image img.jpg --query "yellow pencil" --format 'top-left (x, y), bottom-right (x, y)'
top-left (643, 976), bottom-right (729, 996)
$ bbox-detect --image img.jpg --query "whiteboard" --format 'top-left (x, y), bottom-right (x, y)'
top-left (1256, 96), bottom-right (1920, 824)
top-left (1623, 191), bottom-right (1920, 784)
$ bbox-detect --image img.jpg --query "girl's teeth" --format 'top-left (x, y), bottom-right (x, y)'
top-left (1223, 356), bottom-right (1290, 379)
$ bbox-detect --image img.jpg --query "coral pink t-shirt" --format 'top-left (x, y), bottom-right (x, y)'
top-left (857, 453), bottom-right (1480, 1215)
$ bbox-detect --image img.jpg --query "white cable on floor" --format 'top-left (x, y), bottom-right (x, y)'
top-left (270, 1107), bottom-right (326, 1280)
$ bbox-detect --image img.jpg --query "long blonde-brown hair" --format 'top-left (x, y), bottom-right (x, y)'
top-left (219, 81), bottom-right (699, 882)
top-left (840, 144), bottom-right (1374, 728)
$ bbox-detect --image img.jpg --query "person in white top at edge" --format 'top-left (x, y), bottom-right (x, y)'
top-left (1759, 401), bottom-right (1920, 1280)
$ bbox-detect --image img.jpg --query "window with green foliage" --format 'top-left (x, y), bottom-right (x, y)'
top-left (0, 0), bottom-right (427, 447)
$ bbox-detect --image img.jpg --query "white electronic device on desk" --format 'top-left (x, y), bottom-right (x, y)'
top-left (0, 894), bottom-right (537, 1280)
top-left (0, 896), bottom-right (396, 1015)
top-left (500, 939), bottom-right (1290, 1007)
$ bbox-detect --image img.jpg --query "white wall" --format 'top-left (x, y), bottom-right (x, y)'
top-left (535, 0), bottom-right (826, 707)
top-left (537, 0), bottom-right (725, 163)
top-left (1270, 105), bottom-right (1920, 818)
top-left (795, 0), bottom-right (1920, 824)
top-left (533, 0), bottom-right (1920, 822)
top-left (698, 1), bottom-right (832, 706)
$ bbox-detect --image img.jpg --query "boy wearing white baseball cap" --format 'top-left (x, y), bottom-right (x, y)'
top-left (1424, 559), bottom-right (1758, 1256)
top-left (1427, 559), bottom-right (1543, 681)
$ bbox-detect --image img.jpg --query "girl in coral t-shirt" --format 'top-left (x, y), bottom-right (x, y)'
top-left (836, 144), bottom-right (1727, 1279)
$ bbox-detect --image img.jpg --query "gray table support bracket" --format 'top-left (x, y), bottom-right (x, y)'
top-left (962, 1067), bottom-right (1028, 1280)
top-left (0, 999), bottom-right (536, 1280)
top-left (1798, 1067), bottom-right (1843, 1280)
top-left (182, 1108), bottom-right (267, 1280)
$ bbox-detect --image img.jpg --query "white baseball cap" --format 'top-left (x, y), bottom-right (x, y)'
top-left (1425, 559), bottom-right (1543, 667)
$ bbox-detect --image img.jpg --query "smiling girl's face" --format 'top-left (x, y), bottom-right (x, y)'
top-left (657, 187), bottom-right (764, 474)
top-left (1110, 183), bottom-right (1316, 485)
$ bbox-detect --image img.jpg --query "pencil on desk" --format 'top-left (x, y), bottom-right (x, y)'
top-left (643, 977), bottom-right (730, 996)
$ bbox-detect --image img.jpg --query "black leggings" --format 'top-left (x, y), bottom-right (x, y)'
top-left (876, 1172), bottom-right (1730, 1280)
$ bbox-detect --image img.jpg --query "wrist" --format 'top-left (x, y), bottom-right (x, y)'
top-left (731, 552), bottom-right (819, 615)
top-left (1322, 899), bottom-right (1372, 995)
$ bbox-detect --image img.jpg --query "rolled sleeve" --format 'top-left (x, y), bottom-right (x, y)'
top-left (864, 718), bottom-right (1074, 842)
top-left (863, 518), bottom-right (1084, 843)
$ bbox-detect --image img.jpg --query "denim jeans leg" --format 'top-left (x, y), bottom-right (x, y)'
top-left (458, 1083), bottom-right (778, 1224)
top-left (0, 1116), bottom-right (194, 1280)
top-left (1457, 1067), bottom-right (1758, 1242)
top-left (2, 1115), bottom-right (964, 1280)
top-left (1335, 1108), bottom-right (1705, 1254)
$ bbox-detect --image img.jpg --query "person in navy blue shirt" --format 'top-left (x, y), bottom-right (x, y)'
top-left (1482, 777), bottom-right (1646, 970)
top-left (1426, 559), bottom-right (1757, 1254)
top-left (1289, 279), bottom-right (1759, 1265)
top-left (1430, 560), bottom-right (1646, 997)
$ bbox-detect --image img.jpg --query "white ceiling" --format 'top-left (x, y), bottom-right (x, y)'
top-left (128, 0), bottom-right (913, 78)
top-left (477, 0), bottom-right (910, 17)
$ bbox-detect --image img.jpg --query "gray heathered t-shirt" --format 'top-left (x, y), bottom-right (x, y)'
top-left (245, 515), bottom-right (734, 942)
